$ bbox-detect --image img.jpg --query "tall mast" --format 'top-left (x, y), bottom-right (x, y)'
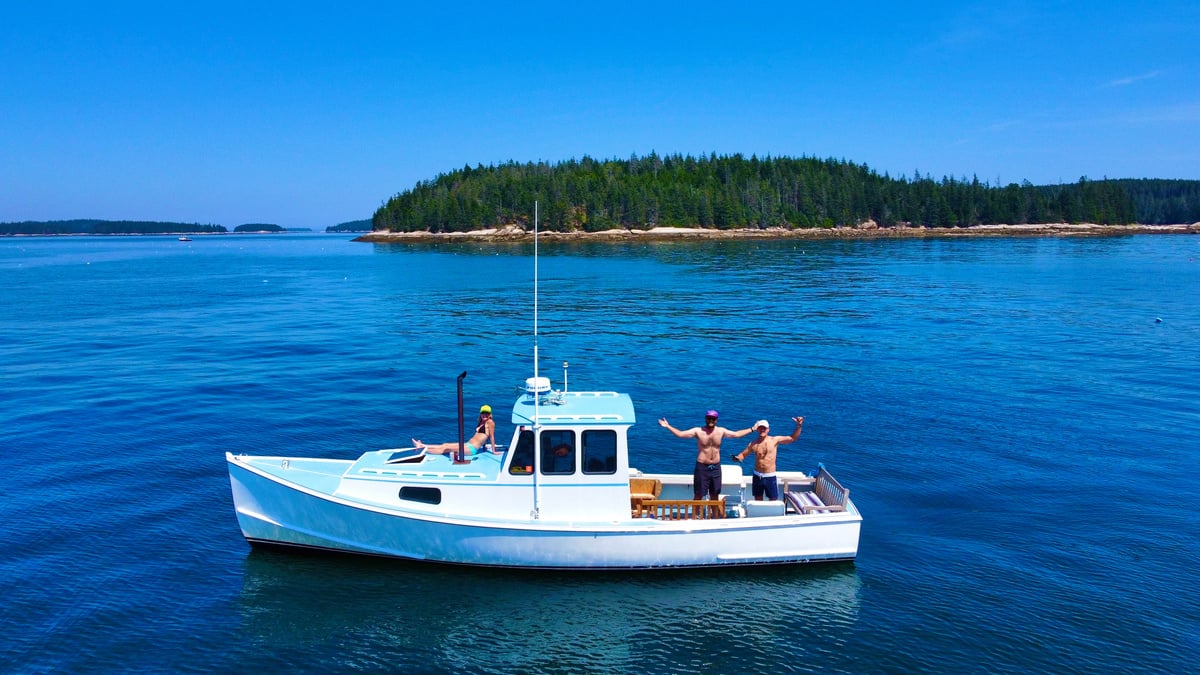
top-left (534, 199), bottom-right (539, 414)
top-left (532, 201), bottom-right (541, 520)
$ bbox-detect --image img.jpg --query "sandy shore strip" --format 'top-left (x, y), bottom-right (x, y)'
top-left (354, 222), bottom-right (1200, 243)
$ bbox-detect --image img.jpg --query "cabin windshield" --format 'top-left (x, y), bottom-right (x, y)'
top-left (507, 428), bottom-right (618, 476)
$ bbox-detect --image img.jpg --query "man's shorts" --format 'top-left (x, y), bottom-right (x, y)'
top-left (752, 472), bottom-right (779, 500)
top-left (694, 462), bottom-right (722, 499)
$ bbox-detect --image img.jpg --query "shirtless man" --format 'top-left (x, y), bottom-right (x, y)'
top-left (659, 410), bottom-right (753, 500)
top-left (733, 416), bottom-right (804, 501)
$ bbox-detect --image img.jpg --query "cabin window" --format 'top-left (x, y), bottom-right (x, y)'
top-left (582, 430), bottom-right (617, 474)
top-left (398, 486), bottom-right (441, 505)
top-left (509, 429), bottom-right (535, 475)
top-left (540, 430), bottom-right (576, 475)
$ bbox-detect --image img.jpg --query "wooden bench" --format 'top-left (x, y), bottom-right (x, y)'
top-left (634, 498), bottom-right (726, 520)
top-left (785, 465), bottom-right (848, 514)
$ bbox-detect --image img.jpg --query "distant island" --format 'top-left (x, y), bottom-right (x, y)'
top-left (233, 223), bottom-right (284, 233)
top-left (0, 219), bottom-right (227, 236)
top-left (371, 154), bottom-right (1200, 235)
top-left (326, 219), bottom-right (372, 233)
top-left (0, 220), bottom-right (337, 236)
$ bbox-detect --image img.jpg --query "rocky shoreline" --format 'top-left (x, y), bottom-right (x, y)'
top-left (353, 222), bottom-right (1200, 244)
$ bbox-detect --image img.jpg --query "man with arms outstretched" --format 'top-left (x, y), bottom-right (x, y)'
top-left (659, 410), bottom-right (753, 500)
top-left (733, 416), bottom-right (805, 501)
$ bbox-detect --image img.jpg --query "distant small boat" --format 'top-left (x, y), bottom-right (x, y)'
top-left (178, 236), bottom-right (192, 242)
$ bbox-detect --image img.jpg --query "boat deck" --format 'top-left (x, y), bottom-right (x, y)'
top-left (349, 448), bottom-right (507, 481)
top-left (231, 447), bottom-right (511, 493)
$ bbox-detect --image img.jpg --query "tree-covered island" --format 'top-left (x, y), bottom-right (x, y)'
top-left (372, 154), bottom-right (1200, 235)
top-left (326, 219), bottom-right (372, 233)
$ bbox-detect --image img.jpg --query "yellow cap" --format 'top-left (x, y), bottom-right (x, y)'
top-left (480, 405), bottom-right (492, 413)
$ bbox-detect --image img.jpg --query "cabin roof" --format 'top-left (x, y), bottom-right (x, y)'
top-left (510, 390), bottom-right (636, 426)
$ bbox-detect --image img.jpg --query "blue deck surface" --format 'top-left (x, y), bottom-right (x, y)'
top-left (350, 448), bottom-right (507, 481)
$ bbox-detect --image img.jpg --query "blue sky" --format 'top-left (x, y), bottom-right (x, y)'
top-left (2, 1), bottom-right (1197, 228)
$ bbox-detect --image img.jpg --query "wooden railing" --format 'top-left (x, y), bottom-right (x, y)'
top-left (633, 499), bottom-right (726, 520)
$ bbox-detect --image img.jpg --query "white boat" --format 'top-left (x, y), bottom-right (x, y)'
top-left (226, 374), bottom-right (861, 569)
top-left (226, 204), bottom-right (860, 568)
top-left (178, 236), bottom-right (192, 241)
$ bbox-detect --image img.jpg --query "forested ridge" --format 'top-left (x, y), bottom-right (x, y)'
top-left (1109, 179), bottom-right (1200, 225)
top-left (374, 154), bottom-right (1199, 233)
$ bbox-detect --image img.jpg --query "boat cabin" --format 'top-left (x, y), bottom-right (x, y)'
top-left (502, 376), bottom-right (635, 521)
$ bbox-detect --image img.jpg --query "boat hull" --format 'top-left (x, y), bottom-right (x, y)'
top-left (228, 455), bottom-right (861, 569)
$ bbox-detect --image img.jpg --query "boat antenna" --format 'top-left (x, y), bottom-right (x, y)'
top-left (534, 199), bottom-right (539, 408)
top-left (532, 200), bottom-right (541, 519)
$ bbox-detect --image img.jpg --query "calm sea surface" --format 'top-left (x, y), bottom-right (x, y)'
top-left (2, 233), bottom-right (1198, 673)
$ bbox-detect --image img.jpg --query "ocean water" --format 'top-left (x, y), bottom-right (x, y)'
top-left (1, 232), bottom-right (1198, 673)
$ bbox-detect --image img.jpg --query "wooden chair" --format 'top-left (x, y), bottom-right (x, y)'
top-left (629, 478), bottom-right (662, 510)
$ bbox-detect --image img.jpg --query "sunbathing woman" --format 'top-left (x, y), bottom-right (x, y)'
top-left (412, 404), bottom-right (499, 456)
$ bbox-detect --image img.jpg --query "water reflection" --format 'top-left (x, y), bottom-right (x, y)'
top-left (237, 549), bottom-right (861, 672)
